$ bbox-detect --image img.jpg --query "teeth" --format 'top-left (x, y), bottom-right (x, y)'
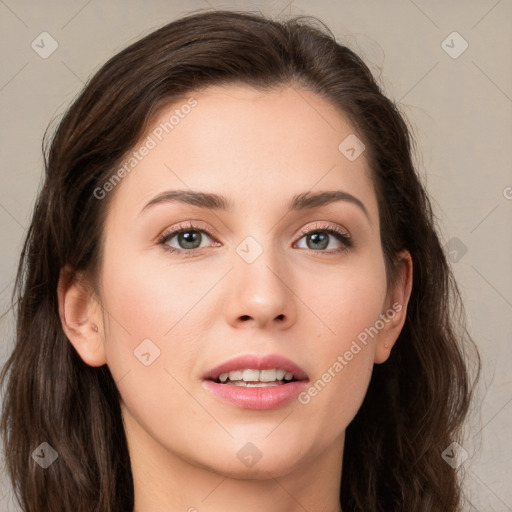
top-left (242, 369), bottom-right (260, 382)
top-left (216, 368), bottom-right (295, 384)
top-left (233, 381), bottom-right (281, 387)
top-left (259, 369), bottom-right (277, 382)
top-left (229, 370), bottom-right (243, 381)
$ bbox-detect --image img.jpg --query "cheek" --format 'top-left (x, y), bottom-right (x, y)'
top-left (292, 252), bottom-right (386, 438)
top-left (97, 251), bottom-right (215, 443)
top-left (97, 241), bottom-right (216, 387)
top-left (100, 243), bottom-right (216, 336)
top-left (298, 245), bottom-right (388, 346)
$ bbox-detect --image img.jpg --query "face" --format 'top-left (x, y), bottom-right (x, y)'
top-left (73, 84), bottom-right (408, 478)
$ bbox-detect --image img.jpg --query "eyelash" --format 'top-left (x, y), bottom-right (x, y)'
top-left (157, 221), bottom-right (353, 257)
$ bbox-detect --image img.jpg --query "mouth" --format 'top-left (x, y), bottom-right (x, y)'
top-left (201, 353), bottom-right (309, 409)
top-left (203, 353), bottom-right (309, 385)
top-left (213, 368), bottom-right (299, 387)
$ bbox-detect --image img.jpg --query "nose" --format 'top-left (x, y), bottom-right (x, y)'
top-left (224, 241), bottom-right (297, 330)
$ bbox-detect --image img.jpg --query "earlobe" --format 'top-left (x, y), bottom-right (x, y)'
top-left (374, 251), bottom-right (413, 364)
top-left (57, 266), bottom-right (107, 367)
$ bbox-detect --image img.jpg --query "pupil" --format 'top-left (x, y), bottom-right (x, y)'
top-left (309, 232), bottom-right (328, 250)
top-left (179, 231), bottom-right (201, 249)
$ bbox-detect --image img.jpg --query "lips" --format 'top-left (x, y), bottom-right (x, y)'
top-left (202, 353), bottom-right (309, 410)
top-left (202, 353), bottom-right (309, 382)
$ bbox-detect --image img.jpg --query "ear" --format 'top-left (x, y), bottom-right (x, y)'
top-left (374, 250), bottom-right (413, 364)
top-left (57, 265), bottom-right (107, 367)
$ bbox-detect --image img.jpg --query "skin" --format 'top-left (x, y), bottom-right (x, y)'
top-left (58, 84), bottom-right (413, 512)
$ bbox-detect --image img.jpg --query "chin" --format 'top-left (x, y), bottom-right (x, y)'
top-left (186, 442), bottom-right (307, 480)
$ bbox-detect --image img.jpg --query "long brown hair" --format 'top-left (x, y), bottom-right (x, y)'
top-left (1, 9), bottom-right (480, 511)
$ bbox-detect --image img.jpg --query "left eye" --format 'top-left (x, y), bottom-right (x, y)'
top-left (295, 228), bottom-right (350, 251)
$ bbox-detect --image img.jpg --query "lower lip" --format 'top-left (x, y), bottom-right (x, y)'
top-left (202, 380), bottom-right (309, 410)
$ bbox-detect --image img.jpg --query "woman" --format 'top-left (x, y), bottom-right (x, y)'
top-left (0, 9), bottom-right (479, 512)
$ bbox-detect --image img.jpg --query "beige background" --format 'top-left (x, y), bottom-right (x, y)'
top-left (1, 1), bottom-right (511, 510)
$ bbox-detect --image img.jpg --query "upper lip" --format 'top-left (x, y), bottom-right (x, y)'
top-left (203, 353), bottom-right (309, 382)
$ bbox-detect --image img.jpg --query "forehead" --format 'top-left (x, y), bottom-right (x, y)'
top-left (104, 84), bottom-right (378, 222)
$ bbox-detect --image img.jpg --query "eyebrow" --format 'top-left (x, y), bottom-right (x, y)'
top-left (141, 189), bottom-right (370, 220)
